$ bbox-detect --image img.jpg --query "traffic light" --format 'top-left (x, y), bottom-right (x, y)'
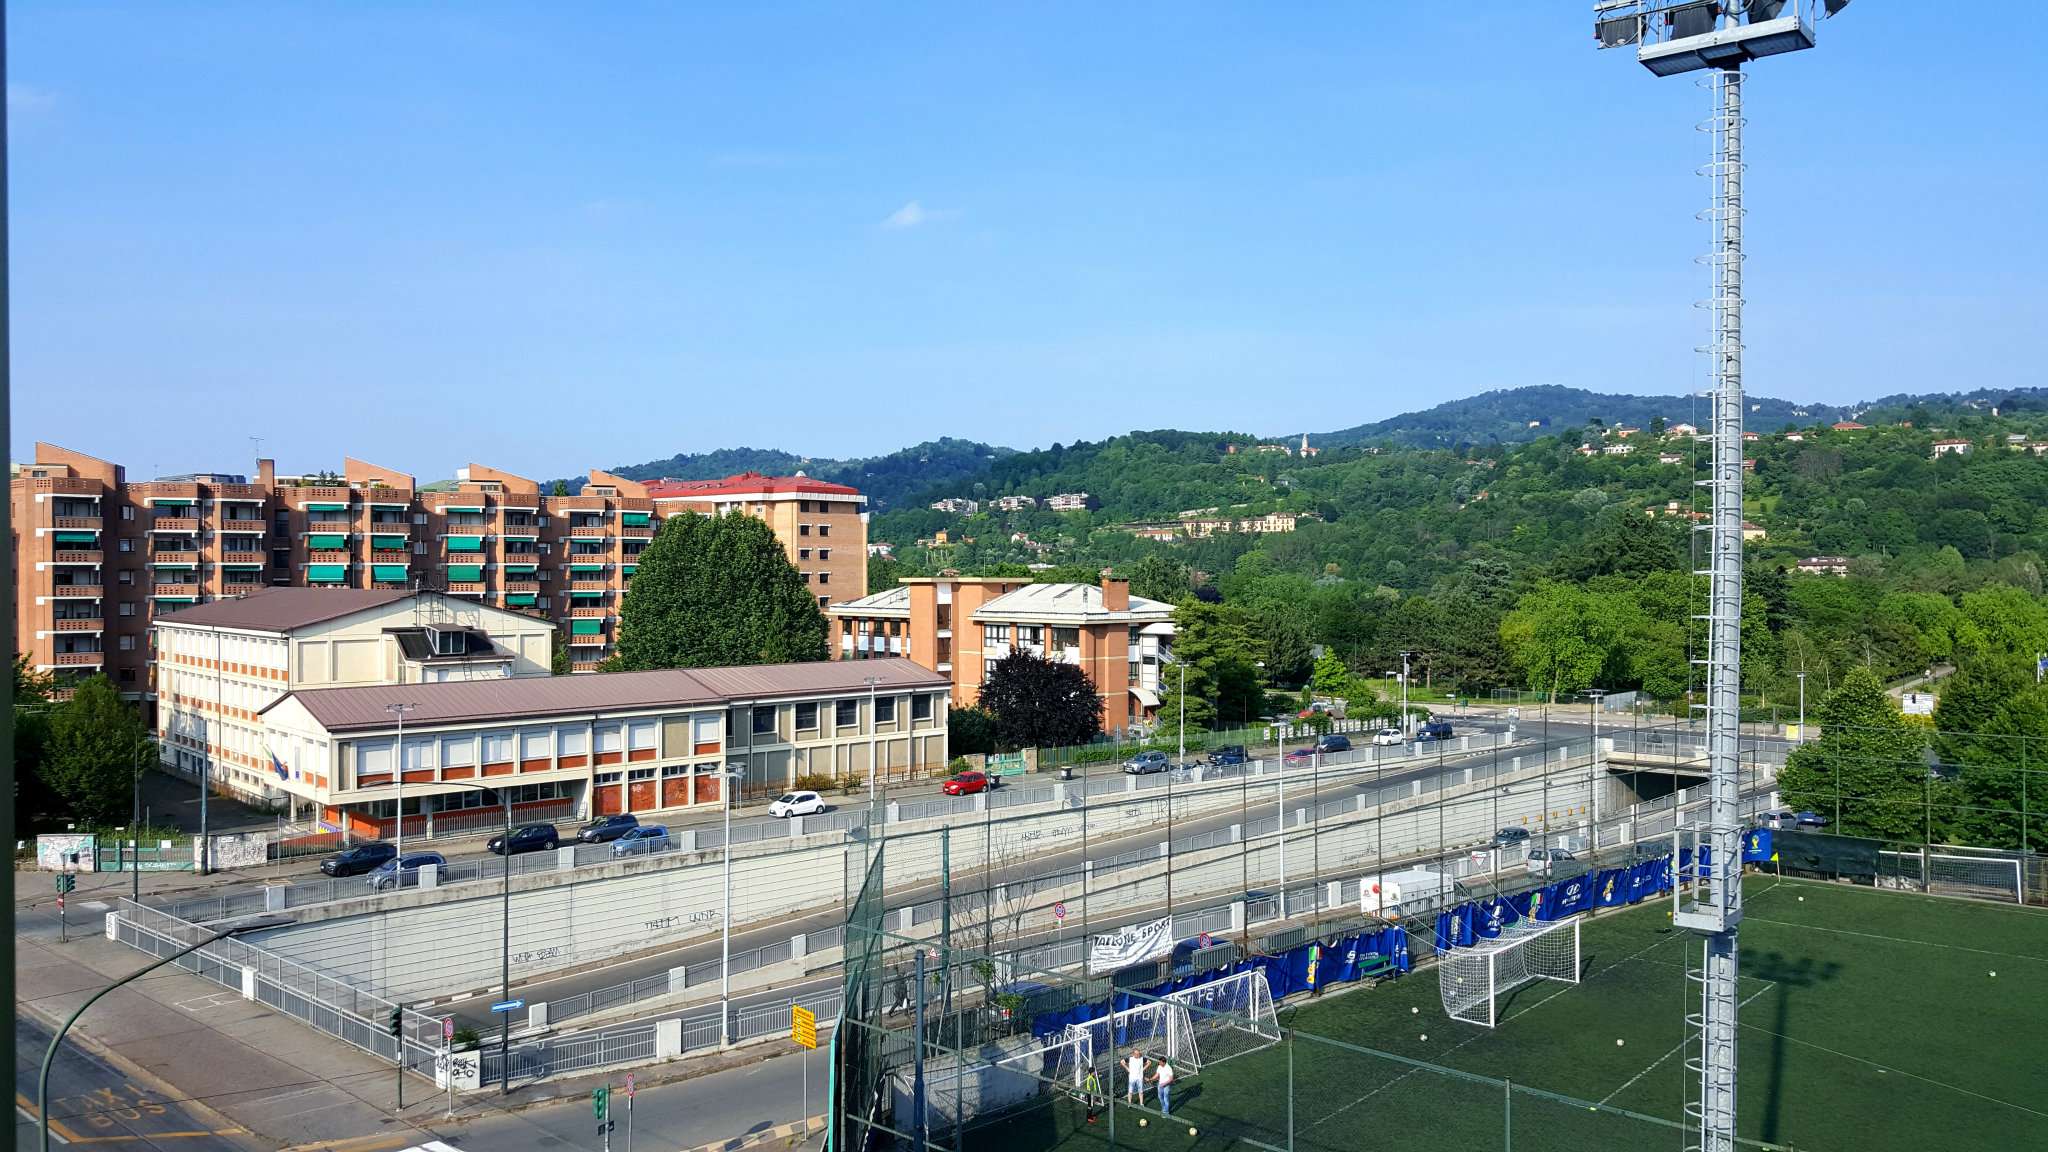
top-left (387, 1007), bottom-right (404, 1038)
top-left (592, 1086), bottom-right (609, 1121)
top-left (55, 874), bottom-right (75, 894)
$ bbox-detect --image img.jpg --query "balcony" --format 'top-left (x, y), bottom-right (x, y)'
top-left (568, 523), bottom-right (611, 539)
top-left (151, 583), bottom-right (200, 600)
top-left (150, 551), bottom-right (200, 566)
top-left (50, 585), bottom-right (103, 599)
top-left (570, 660), bottom-right (606, 674)
top-left (293, 486), bottom-right (352, 506)
top-left (362, 487), bottom-right (412, 505)
top-left (221, 551), bottom-right (266, 566)
top-left (308, 550), bottom-right (351, 566)
top-left (446, 582), bottom-right (485, 596)
top-left (213, 483), bottom-right (266, 500)
top-left (32, 478), bottom-right (103, 497)
top-left (52, 618), bottom-right (102, 632)
top-left (504, 580), bottom-right (540, 594)
top-left (221, 518), bottom-right (267, 534)
top-left (52, 550), bottom-right (103, 565)
top-left (569, 632), bottom-right (609, 647)
top-left (570, 606), bottom-right (609, 619)
top-left (223, 581), bottom-right (262, 596)
top-left (370, 550), bottom-right (411, 565)
top-left (149, 517), bottom-right (199, 534)
top-left (53, 652), bottom-right (105, 667)
top-left (569, 580), bottom-right (611, 594)
top-left (53, 516), bottom-right (103, 531)
top-left (622, 525), bottom-right (653, 540)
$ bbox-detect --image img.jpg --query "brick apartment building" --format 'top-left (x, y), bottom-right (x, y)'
top-left (827, 574), bottom-right (1175, 734)
top-left (11, 443), bottom-right (867, 698)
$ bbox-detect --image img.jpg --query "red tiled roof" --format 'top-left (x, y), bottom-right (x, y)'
top-left (644, 471), bottom-right (862, 499)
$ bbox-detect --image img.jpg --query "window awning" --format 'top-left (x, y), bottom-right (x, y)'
top-left (54, 532), bottom-right (98, 545)
top-left (307, 533), bottom-right (347, 550)
top-left (569, 589), bottom-right (605, 600)
top-left (372, 564), bottom-right (409, 582)
top-left (442, 504), bottom-right (486, 513)
top-left (148, 497), bottom-right (195, 507)
top-left (621, 565), bottom-right (637, 576)
top-left (505, 593), bottom-right (537, 607)
top-left (569, 562), bottom-right (607, 572)
top-left (371, 535), bottom-right (408, 550)
top-left (152, 593), bottom-right (198, 602)
top-left (446, 564), bottom-right (483, 583)
top-left (222, 561), bottom-right (264, 569)
top-left (503, 562), bottom-right (538, 572)
top-left (570, 619), bottom-right (604, 635)
top-left (1130, 686), bottom-right (1162, 708)
top-left (304, 502), bottom-right (347, 512)
top-left (307, 565), bottom-right (347, 583)
top-left (621, 512), bottom-right (651, 527)
top-left (150, 558), bottom-right (197, 568)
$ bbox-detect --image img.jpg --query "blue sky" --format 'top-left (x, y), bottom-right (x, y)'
top-left (9, 3), bottom-right (2044, 481)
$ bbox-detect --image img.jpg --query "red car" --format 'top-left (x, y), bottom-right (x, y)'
top-left (941, 770), bottom-right (989, 796)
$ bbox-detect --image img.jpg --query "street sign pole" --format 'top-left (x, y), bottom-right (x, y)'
top-left (625, 1073), bottom-right (634, 1152)
top-left (443, 1018), bottom-right (456, 1117)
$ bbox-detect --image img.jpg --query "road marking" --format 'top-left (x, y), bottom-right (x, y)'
top-left (16, 1093), bottom-right (83, 1144)
top-left (275, 1134), bottom-right (426, 1152)
top-left (1745, 915), bottom-right (2048, 963)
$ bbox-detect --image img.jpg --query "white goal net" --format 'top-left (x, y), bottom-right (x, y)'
top-left (1439, 916), bottom-right (1581, 1028)
top-left (1166, 970), bottom-right (1282, 1068)
top-left (1057, 970), bottom-right (1280, 1081)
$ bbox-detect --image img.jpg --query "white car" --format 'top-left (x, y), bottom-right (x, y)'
top-left (1527, 847), bottom-right (1576, 876)
top-left (768, 790), bottom-right (826, 818)
top-left (1371, 727), bottom-right (1404, 747)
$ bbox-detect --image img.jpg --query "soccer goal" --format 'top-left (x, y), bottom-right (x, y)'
top-left (1166, 970), bottom-right (1282, 1068)
top-left (1438, 916), bottom-right (1581, 1028)
top-left (1930, 852), bottom-right (2024, 902)
top-left (1062, 997), bottom-right (1198, 1080)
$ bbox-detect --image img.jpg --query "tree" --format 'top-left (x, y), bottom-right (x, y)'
top-left (1499, 583), bottom-right (1633, 702)
top-left (867, 554), bottom-right (907, 596)
top-left (14, 653), bottom-right (54, 704)
top-left (1247, 600), bottom-right (1315, 687)
top-left (550, 479), bottom-right (570, 497)
top-left (976, 653), bottom-right (1103, 750)
top-left (550, 632), bottom-right (571, 675)
top-left (612, 513), bottom-right (828, 669)
top-left (1775, 668), bottom-right (1931, 841)
top-left (43, 676), bottom-right (152, 822)
top-left (948, 705), bottom-right (999, 756)
top-left (1125, 554), bottom-right (1194, 604)
top-left (1309, 651), bottom-right (1352, 696)
top-left (1157, 601), bottom-right (1265, 733)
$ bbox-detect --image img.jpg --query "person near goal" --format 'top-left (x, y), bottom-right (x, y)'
top-left (1124, 1049), bottom-right (1146, 1105)
top-left (1152, 1058), bottom-right (1177, 1116)
top-left (1081, 1067), bottom-right (1105, 1123)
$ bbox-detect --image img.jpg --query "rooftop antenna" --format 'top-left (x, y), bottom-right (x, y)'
top-left (1593, 4), bottom-right (1856, 1151)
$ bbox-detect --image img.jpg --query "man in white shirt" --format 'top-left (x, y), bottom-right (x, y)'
top-left (1124, 1049), bottom-right (1146, 1105)
top-left (1152, 1059), bottom-right (1177, 1116)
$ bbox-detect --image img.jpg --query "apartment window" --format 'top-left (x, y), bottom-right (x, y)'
top-left (119, 602), bottom-right (137, 617)
top-left (875, 696), bottom-right (896, 723)
top-left (482, 732), bottom-right (515, 762)
top-left (119, 635), bottom-right (137, 651)
top-left (538, 597), bottom-right (551, 611)
top-left (799, 548), bottom-right (811, 560)
top-left (983, 623), bottom-right (1010, 646)
top-left (795, 702), bottom-right (819, 731)
top-left (1054, 626), bottom-right (1080, 649)
top-left (817, 524), bottom-right (830, 537)
top-left (118, 538), bottom-right (134, 553)
top-left (414, 542), bottom-right (427, 555)
top-left (801, 572), bottom-right (811, 584)
top-left (413, 513), bottom-right (427, 524)
top-left (835, 699), bottom-right (859, 729)
top-left (122, 506), bottom-right (135, 521)
top-left (819, 595), bottom-right (830, 608)
top-left (799, 524), bottom-right (811, 537)
top-left (913, 693), bottom-right (934, 721)
top-left (752, 706), bottom-right (777, 736)
top-left (119, 669), bottom-right (136, 684)
top-left (818, 548), bottom-right (831, 561)
top-left (818, 572), bottom-right (829, 585)
top-left (118, 570), bottom-right (134, 585)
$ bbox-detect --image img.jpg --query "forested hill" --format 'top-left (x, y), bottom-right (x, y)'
top-left (553, 438), bottom-right (1014, 512)
top-left (1310, 385), bottom-right (1824, 450)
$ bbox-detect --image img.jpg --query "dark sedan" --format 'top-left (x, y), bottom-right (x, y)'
top-left (488, 823), bottom-right (560, 855)
top-left (319, 841), bottom-right (396, 877)
top-left (578, 814), bottom-right (640, 844)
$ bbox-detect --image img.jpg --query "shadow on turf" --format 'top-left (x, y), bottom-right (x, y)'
top-left (1743, 949), bottom-right (1841, 1145)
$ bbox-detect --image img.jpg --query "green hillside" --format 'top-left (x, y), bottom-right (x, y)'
top-left (554, 437), bottom-right (1014, 513)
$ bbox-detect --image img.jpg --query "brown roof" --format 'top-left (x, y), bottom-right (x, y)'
top-left (271, 657), bottom-right (948, 733)
top-left (155, 587), bottom-right (413, 632)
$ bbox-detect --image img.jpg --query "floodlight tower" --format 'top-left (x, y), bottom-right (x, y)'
top-left (1591, 3), bottom-right (1853, 1151)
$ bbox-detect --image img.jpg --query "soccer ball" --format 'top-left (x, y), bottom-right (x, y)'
top-left (1990, 971), bottom-right (1997, 978)
top-left (1616, 1039), bottom-right (1625, 1047)
top-left (1411, 1007), bottom-right (1419, 1015)
top-left (1420, 1034), bottom-right (1428, 1041)
top-left (1188, 1127), bottom-right (1199, 1137)
top-left (1797, 896), bottom-right (1804, 902)
top-left (1139, 1118), bottom-right (1148, 1128)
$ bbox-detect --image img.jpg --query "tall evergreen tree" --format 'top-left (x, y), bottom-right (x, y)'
top-left (612, 513), bottom-right (828, 669)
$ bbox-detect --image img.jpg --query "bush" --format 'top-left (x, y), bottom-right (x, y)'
top-left (451, 1026), bottom-right (482, 1052)
top-left (948, 757), bottom-right (973, 775)
top-left (791, 772), bottom-right (838, 794)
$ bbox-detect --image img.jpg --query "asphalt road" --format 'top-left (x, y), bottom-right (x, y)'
top-left (432, 716), bottom-right (1705, 1033)
top-left (14, 1012), bottom-right (265, 1150)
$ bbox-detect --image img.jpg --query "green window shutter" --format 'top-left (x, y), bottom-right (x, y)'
top-left (571, 618), bottom-right (604, 635)
top-left (372, 564), bottom-right (409, 582)
top-left (308, 533), bottom-right (347, 550)
top-left (505, 593), bottom-right (537, 607)
top-left (446, 564), bottom-right (483, 582)
top-left (150, 498), bottom-right (195, 507)
top-left (307, 565), bottom-right (347, 583)
top-left (621, 512), bottom-right (650, 526)
top-left (371, 534), bottom-right (408, 550)
top-left (54, 531), bottom-right (99, 545)
top-left (447, 536), bottom-right (484, 552)
top-left (305, 502), bottom-right (347, 512)
top-left (570, 562), bottom-right (606, 572)
top-left (569, 589), bottom-right (605, 600)
top-left (503, 562), bottom-right (538, 573)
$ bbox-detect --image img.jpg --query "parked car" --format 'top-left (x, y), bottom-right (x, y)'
top-left (768, 790), bottom-right (826, 818)
top-left (1492, 826), bottom-right (1532, 849)
top-left (319, 841), bottom-right (396, 877)
top-left (942, 770), bottom-right (990, 796)
top-left (487, 823), bottom-right (559, 856)
top-left (1526, 847), bottom-right (1577, 876)
top-left (1417, 720), bottom-right (1455, 742)
top-left (1122, 750), bottom-right (1171, 775)
top-left (1284, 745), bottom-right (1317, 764)
top-left (1370, 727), bottom-right (1404, 747)
top-left (367, 851), bottom-right (447, 891)
top-left (578, 814), bottom-right (639, 843)
top-left (1793, 810), bottom-right (1829, 828)
top-left (1207, 745), bottom-right (1248, 766)
top-left (1316, 733), bottom-right (1352, 754)
top-left (612, 825), bottom-right (672, 857)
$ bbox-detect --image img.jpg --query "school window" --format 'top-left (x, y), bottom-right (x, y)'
top-left (818, 572), bottom-right (829, 585)
top-left (595, 725), bottom-right (624, 754)
top-left (752, 707), bottom-right (778, 736)
top-left (835, 699), bottom-right (859, 729)
top-left (482, 732), bottom-right (515, 763)
top-left (875, 696), bottom-right (895, 723)
top-left (912, 693), bottom-right (934, 721)
top-left (799, 548), bottom-right (811, 560)
top-left (817, 524), bottom-right (830, 537)
top-left (799, 524), bottom-right (811, 537)
top-left (818, 595), bottom-right (830, 608)
top-left (795, 702), bottom-right (818, 731)
top-left (818, 548), bottom-right (830, 561)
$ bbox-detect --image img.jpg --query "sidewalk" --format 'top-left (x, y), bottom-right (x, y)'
top-left (16, 927), bottom-right (824, 1151)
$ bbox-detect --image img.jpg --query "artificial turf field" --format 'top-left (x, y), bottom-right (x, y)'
top-left (976, 875), bottom-right (2048, 1151)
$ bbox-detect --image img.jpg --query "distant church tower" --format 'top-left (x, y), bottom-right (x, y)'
top-left (1299, 433), bottom-right (1319, 458)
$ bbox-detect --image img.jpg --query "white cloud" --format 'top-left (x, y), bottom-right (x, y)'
top-left (7, 83), bottom-right (57, 111)
top-left (881, 201), bottom-right (929, 230)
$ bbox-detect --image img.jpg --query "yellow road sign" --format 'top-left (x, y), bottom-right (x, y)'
top-left (792, 1005), bottom-right (818, 1049)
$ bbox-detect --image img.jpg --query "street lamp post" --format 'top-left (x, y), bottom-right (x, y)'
top-left (863, 676), bottom-right (882, 806)
top-left (1587, 690), bottom-right (1607, 832)
top-left (1795, 672), bottom-right (1807, 744)
top-left (719, 766), bottom-right (743, 1046)
top-left (387, 703), bottom-right (418, 860)
top-left (39, 914), bottom-right (294, 1152)
top-left (435, 780), bottom-right (517, 1094)
top-left (130, 740), bottom-right (156, 904)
